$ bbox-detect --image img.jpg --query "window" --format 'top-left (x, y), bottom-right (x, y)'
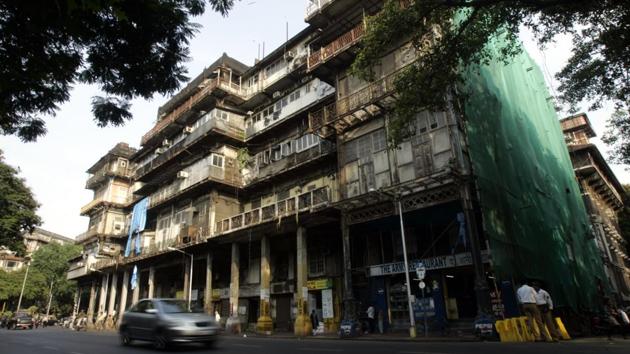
top-left (281, 142), bottom-right (292, 156)
top-left (372, 129), bottom-right (387, 151)
top-left (211, 154), bottom-right (224, 168)
top-left (308, 251), bottom-right (325, 275)
top-left (294, 134), bottom-right (320, 152)
top-left (271, 146), bottom-right (282, 161)
top-left (216, 110), bottom-right (229, 121)
top-left (7, 261), bottom-right (16, 268)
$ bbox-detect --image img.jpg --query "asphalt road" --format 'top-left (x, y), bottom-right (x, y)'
top-left (1, 327), bottom-right (629, 354)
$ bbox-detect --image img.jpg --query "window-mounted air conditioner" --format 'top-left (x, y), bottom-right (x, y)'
top-left (155, 147), bottom-right (167, 155)
top-left (162, 139), bottom-right (172, 147)
top-left (176, 171), bottom-right (189, 179)
top-left (183, 126), bottom-right (194, 134)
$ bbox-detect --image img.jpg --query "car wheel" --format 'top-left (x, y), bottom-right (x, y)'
top-left (120, 328), bottom-right (133, 346)
top-left (153, 329), bottom-right (169, 350)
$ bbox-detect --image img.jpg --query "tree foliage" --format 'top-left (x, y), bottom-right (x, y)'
top-left (0, 150), bottom-right (41, 255)
top-left (601, 110), bottom-right (630, 166)
top-left (0, 243), bottom-right (81, 316)
top-left (353, 0), bottom-right (630, 149)
top-left (0, 0), bottom-right (236, 142)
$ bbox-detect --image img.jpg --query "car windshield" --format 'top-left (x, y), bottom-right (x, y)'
top-left (159, 300), bottom-right (190, 313)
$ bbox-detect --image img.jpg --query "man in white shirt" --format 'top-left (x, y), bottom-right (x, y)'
top-left (517, 281), bottom-right (551, 341)
top-left (533, 281), bottom-right (560, 341)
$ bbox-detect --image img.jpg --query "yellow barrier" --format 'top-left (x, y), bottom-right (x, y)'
top-left (554, 317), bottom-right (571, 340)
top-left (496, 317), bottom-right (571, 343)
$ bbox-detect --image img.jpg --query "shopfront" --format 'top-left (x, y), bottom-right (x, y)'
top-left (306, 278), bottom-right (340, 333)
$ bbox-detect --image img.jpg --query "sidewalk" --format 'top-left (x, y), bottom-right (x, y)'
top-left (223, 331), bottom-right (479, 343)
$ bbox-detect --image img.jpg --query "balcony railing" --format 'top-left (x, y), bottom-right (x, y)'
top-left (141, 76), bottom-right (243, 146)
top-left (308, 21), bottom-right (365, 71)
top-left (94, 257), bottom-right (118, 270)
top-left (80, 196), bottom-right (132, 215)
top-left (85, 166), bottom-right (132, 189)
top-left (215, 186), bottom-right (332, 235)
top-left (309, 66), bottom-right (405, 135)
top-left (124, 230), bottom-right (204, 262)
top-left (135, 115), bottom-right (244, 181)
top-left (306, 0), bottom-right (334, 20)
top-left (250, 140), bottom-right (336, 183)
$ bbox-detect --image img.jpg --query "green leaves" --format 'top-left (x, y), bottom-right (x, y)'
top-left (353, 0), bottom-right (629, 153)
top-left (0, 0), bottom-right (237, 142)
top-left (0, 151), bottom-right (41, 256)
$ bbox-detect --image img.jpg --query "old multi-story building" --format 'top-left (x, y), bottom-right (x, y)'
top-left (561, 113), bottom-right (630, 303)
top-left (1, 228), bottom-right (73, 273)
top-left (69, 1), bottom-right (612, 336)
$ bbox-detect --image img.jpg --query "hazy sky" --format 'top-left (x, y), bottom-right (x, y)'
top-left (0, 1), bottom-right (627, 238)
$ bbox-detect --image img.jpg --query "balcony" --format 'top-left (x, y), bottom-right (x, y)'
top-left (306, 0), bottom-right (334, 20)
top-left (309, 67), bottom-right (403, 137)
top-left (149, 162), bottom-right (241, 209)
top-left (67, 258), bottom-right (88, 280)
top-left (141, 74), bottom-right (243, 146)
top-left (308, 22), bottom-right (365, 72)
top-left (80, 196), bottom-right (131, 216)
top-left (85, 166), bottom-right (132, 190)
top-left (215, 186), bottom-right (332, 235)
top-left (75, 228), bottom-right (99, 244)
top-left (124, 229), bottom-right (204, 262)
top-left (134, 110), bottom-right (245, 182)
top-left (247, 140), bottom-right (336, 185)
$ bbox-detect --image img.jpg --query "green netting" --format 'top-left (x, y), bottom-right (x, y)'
top-left (463, 39), bottom-right (606, 311)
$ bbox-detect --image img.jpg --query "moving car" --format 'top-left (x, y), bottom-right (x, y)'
top-left (119, 299), bottom-right (219, 349)
top-left (7, 314), bottom-right (34, 330)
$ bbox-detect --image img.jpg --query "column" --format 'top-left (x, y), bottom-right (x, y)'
top-left (87, 280), bottom-right (97, 328)
top-left (341, 214), bottom-right (361, 336)
top-left (257, 236), bottom-right (273, 334)
top-left (460, 183), bottom-right (491, 318)
top-left (294, 226), bottom-right (312, 336)
top-left (148, 266), bottom-right (155, 299)
top-left (106, 271), bottom-right (118, 329)
top-left (118, 270), bottom-right (129, 323)
top-left (183, 257), bottom-right (191, 301)
top-left (72, 287), bottom-right (80, 320)
top-left (97, 273), bottom-right (109, 328)
top-left (132, 274), bottom-right (140, 305)
top-left (204, 251), bottom-right (213, 314)
top-left (226, 243), bottom-right (241, 333)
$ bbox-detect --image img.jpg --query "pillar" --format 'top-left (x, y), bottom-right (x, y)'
top-left (183, 257), bottom-right (191, 301)
top-left (106, 271), bottom-right (118, 329)
top-left (460, 183), bottom-right (491, 318)
top-left (87, 280), bottom-right (97, 328)
top-left (204, 251), bottom-right (213, 314)
top-left (257, 236), bottom-right (273, 334)
top-left (118, 270), bottom-right (129, 323)
top-left (148, 266), bottom-right (155, 299)
top-left (226, 243), bottom-right (241, 333)
top-left (294, 226), bottom-right (312, 336)
top-left (97, 273), bottom-right (109, 325)
top-left (341, 215), bottom-right (356, 322)
top-left (72, 286), bottom-right (80, 320)
top-left (132, 274), bottom-right (140, 305)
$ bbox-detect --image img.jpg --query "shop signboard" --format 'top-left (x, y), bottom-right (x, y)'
top-left (322, 289), bottom-right (334, 319)
top-left (367, 251), bottom-right (489, 277)
top-left (307, 278), bottom-right (332, 290)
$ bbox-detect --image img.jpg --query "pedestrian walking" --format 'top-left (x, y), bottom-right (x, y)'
top-left (532, 281), bottom-right (560, 341)
top-left (310, 309), bottom-right (319, 335)
top-left (366, 305), bottom-right (375, 334)
top-left (517, 281), bottom-right (552, 342)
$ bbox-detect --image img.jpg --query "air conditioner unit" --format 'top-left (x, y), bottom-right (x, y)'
top-left (176, 171), bottom-right (189, 179)
top-left (272, 91), bottom-right (282, 99)
top-left (183, 126), bottom-right (194, 134)
top-left (113, 222), bottom-right (125, 234)
top-left (162, 139), bottom-right (172, 147)
top-left (284, 50), bottom-right (295, 61)
top-left (155, 147), bottom-right (167, 155)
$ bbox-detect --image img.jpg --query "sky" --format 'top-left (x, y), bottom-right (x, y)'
top-left (0, 1), bottom-right (627, 238)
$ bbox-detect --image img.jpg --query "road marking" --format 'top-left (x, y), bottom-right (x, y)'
top-left (299, 349), bottom-right (343, 352)
top-left (233, 344), bottom-right (263, 348)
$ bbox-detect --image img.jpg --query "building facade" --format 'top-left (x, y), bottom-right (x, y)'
top-left (561, 113), bottom-right (630, 303)
top-left (68, 0), bottom-right (614, 335)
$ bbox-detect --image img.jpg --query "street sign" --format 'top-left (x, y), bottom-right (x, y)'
top-left (415, 262), bottom-right (426, 280)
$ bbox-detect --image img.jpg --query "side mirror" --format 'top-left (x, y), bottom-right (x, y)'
top-left (145, 308), bottom-right (158, 314)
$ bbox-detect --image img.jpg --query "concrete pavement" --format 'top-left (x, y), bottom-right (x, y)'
top-left (1, 327), bottom-right (629, 354)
